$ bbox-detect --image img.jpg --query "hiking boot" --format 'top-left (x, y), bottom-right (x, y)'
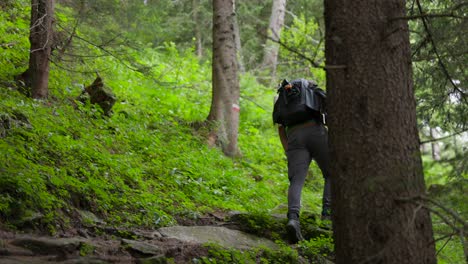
top-left (286, 219), bottom-right (304, 244)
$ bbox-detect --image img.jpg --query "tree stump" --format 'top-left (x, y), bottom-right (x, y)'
top-left (82, 75), bottom-right (116, 116)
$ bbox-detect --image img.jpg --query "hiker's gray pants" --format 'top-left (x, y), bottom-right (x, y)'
top-left (286, 124), bottom-right (331, 216)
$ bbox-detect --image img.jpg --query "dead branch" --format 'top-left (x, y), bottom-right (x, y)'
top-left (50, 58), bottom-right (108, 74)
top-left (261, 33), bottom-right (345, 70)
top-left (393, 13), bottom-right (466, 20)
top-left (56, 17), bottom-right (80, 60)
top-left (396, 195), bottom-right (468, 261)
top-left (423, 197), bottom-right (468, 230)
top-left (420, 129), bottom-right (468, 144)
top-left (393, 1), bottom-right (468, 20)
top-left (56, 24), bottom-right (138, 72)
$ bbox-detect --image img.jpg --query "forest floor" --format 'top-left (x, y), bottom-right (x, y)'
top-left (0, 212), bottom-right (228, 263)
top-left (0, 211), bottom-right (322, 263)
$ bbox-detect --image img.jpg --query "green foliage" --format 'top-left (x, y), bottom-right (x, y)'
top-left (0, 3), bottom-right (301, 233)
top-left (199, 243), bottom-right (299, 264)
top-left (79, 242), bottom-right (95, 256)
top-left (298, 235), bottom-right (334, 262)
top-left (0, 0), bottom-right (30, 81)
top-left (428, 176), bottom-right (467, 264)
top-left (278, 14), bottom-right (326, 86)
top-left (409, 0), bottom-right (467, 132)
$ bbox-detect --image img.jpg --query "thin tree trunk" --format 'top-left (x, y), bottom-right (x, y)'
top-left (262, 0), bottom-right (286, 80)
top-left (325, 0), bottom-right (437, 263)
top-left (233, 14), bottom-right (245, 73)
top-left (208, 0), bottom-right (240, 157)
top-left (29, 0), bottom-right (54, 99)
top-left (430, 127), bottom-right (441, 160)
top-left (192, 0), bottom-right (203, 58)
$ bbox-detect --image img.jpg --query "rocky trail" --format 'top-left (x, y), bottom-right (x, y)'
top-left (0, 211), bottom-right (332, 263)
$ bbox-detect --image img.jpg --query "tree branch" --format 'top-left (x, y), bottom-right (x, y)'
top-left (396, 195), bottom-right (467, 231)
top-left (50, 58), bottom-right (108, 74)
top-left (415, 0), bottom-right (467, 103)
top-left (435, 234), bottom-right (453, 256)
top-left (420, 129), bottom-right (468, 144)
top-left (56, 17), bottom-right (80, 60)
top-left (396, 195), bottom-right (468, 261)
top-left (424, 197), bottom-right (468, 230)
top-left (394, 2), bottom-right (468, 20)
top-left (56, 24), bottom-right (138, 72)
top-left (393, 13), bottom-right (466, 20)
top-left (260, 33), bottom-right (345, 70)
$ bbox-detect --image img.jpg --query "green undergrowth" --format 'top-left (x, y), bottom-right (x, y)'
top-left (197, 234), bottom-right (333, 264)
top-left (199, 243), bottom-right (299, 264)
top-left (0, 1), bottom-right (328, 235)
top-left (0, 76), bottom-right (291, 232)
top-left (0, 6), bottom-right (327, 233)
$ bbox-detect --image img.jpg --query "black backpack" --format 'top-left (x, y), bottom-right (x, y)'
top-left (272, 78), bottom-right (327, 126)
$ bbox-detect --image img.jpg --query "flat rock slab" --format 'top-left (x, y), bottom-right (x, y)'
top-left (158, 226), bottom-right (278, 250)
top-left (11, 236), bottom-right (87, 255)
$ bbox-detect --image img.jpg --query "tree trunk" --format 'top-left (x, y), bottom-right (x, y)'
top-left (261, 0), bottom-right (286, 80)
top-left (192, 0), bottom-right (203, 58)
top-left (429, 127), bottom-right (441, 161)
top-left (233, 14), bottom-right (245, 73)
top-left (207, 0), bottom-right (240, 157)
top-left (28, 0), bottom-right (55, 99)
top-left (324, 0), bottom-right (437, 263)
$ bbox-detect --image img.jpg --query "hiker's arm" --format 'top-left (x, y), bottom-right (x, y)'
top-left (278, 125), bottom-right (288, 152)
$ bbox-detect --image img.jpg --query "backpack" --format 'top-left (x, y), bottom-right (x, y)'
top-left (272, 78), bottom-right (327, 126)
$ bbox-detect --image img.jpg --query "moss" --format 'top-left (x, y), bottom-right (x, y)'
top-left (79, 242), bottom-right (95, 256)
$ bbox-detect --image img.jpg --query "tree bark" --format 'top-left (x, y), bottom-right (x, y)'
top-left (261, 0), bottom-right (286, 80)
top-left (28, 0), bottom-right (55, 99)
top-left (324, 0), bottom-right (437, 263)
top-left (208, 0), bottom-right (240, 157)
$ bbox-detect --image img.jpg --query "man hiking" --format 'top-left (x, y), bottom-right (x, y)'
top-left (273, 78), bottom-right (332, 243)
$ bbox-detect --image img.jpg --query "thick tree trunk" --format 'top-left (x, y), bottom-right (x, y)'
top-left (208, 0), bottom-right (240, 157)
top-left (261, 0), bottom-right (286, 80)
top-left (324, 0), bottom-right (437, 263)
top-left (29, 0), bottom-right (55, 99)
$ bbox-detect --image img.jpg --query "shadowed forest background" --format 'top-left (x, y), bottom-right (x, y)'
top-left (0, 0), bottom-right (466, 263)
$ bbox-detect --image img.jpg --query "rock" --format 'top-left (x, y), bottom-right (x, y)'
top-left (11, 236), bottom-right (87, 256)
top-left (0, 244), bottom-right (34, 256)
top-left (136, 255), bottom-right (169, 264)
top-left (158, 226), bottom-right (278, 250)
top-left (132, 230), bottom-right (162, 239)
top-left (121, 239), bottom-right (163, 257)
top-left (0, 256), bottom-right (52, 264)
top-left (60, 256), bottom-right (112, 263)
top-left (76, 210), bottom-right (106, 227)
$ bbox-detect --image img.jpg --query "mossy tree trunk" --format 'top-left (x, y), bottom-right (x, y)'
top-left (207, 0), bottom-right (241, 157)
top-left (324, 0), bottom-right (437, 263)
top-left (28, 0), bottom-right (55, 99)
